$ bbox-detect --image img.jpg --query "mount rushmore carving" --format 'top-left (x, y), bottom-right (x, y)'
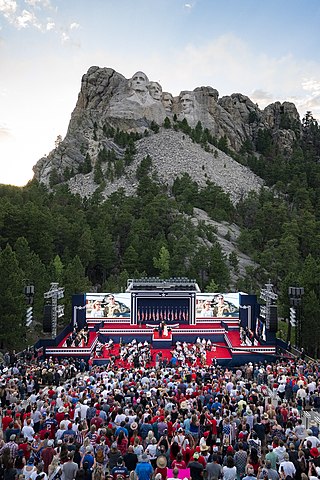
top-left (33, 66), bottom-right (302, 187)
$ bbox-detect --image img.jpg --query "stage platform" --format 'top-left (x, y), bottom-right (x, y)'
top-left (44, 317), bottom-right (276, 366)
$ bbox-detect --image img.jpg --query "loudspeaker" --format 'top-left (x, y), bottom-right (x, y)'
top-left (43, 305), bottom-right (52, 333)
top-left (269, 305), bottom-right (278, 332)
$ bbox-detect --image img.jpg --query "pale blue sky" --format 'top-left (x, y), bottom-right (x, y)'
top-left (1, 0), bottom-right (320, 185)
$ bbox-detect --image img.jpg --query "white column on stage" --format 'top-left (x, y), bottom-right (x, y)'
top-left (73, 305), bottom-right (86, 328)
top-left (240, 304), bottom-right (252, 330)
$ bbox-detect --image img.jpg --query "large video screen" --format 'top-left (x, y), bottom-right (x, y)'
top-left (85, 293), bottom-right (131, 319)
top-left (196, 293), bottom-right (239, 318)
top-left (85, 292), bottom-right (240, 320)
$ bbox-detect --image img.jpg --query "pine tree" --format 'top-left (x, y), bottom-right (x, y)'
top-left (0, 245), bottom-right (26, 349)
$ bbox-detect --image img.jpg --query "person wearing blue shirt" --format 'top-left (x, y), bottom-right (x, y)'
top-left (135, 453), bottom-right (153, 480)
top-left (212, 398), bottom-right (222, 412)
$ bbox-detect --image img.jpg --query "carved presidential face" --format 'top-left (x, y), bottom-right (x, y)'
top-left (180, 92), bottom-right (194, 114)
top-left (149, 82), bottom-right (162, 100)
top-left (162, 92), bottom-right (173, 111)
top-left (130, 71), bottom-right (149, 92)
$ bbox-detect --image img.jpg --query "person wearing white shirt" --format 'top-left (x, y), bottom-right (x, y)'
top-left (308, 380), bottom-right (317, 394)
top-left (304, 431), bottom-right (320, 449)
top-left (79, 402), bottom-right (89, 420)
top-left (21, 419), bottom-right (35, 441)
top-left (274, 443), bottom-right (287, 464)
top-left (297, 387), bottom-right (307, 400)
top-left (279, 453), bottom-right (296, 478)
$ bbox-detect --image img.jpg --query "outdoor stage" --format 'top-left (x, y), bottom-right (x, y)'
top-left (43, 317), bottom-right (276, 367)
top-left (39, 278), bottom-right (277, 366)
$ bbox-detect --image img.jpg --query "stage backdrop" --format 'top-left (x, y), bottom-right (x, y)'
top-left (85, 292), bottom-right (241, 321)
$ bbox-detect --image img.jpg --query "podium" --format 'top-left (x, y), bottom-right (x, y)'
top-left (152, 329), bottom-right (172, 348)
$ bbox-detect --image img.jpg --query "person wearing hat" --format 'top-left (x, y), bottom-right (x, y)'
top-left (154, 455), bottom-right (168, 480)
top-left (130, 422), bottom-right (141, 444)
top-left (0, 434), bottom-right (19, 458)
top-left (22, 457), bottom-right (37, 480)
top-left (135, 453), bottom-right (153, 480)
top-left (201, 300), bottom-right (214, 317)
top-left (41, 439), bottom-right (55, 473)
top-left (310, 447), bottom-right (320, 468)
top-left (189, 452), bottom-right (204, 480)
top-left (200, 443), bottom-right (209, 461)
top-left (81, 445), bottom-right (96, 479)
top-left (108, 443), bottom-right (122, 471)
top-left (56, 405), bottom-right (66, 419)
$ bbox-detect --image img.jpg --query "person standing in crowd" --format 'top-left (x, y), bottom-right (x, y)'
top-left (135, 453), bottom-right (153, 480)
top-left (62, 452), bottom-right (79, 480)
top-left (189, 452), bottom-right (205, 480)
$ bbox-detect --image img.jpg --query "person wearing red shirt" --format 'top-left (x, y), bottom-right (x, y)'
top-left (281, 405), bottom-right (289, 427)
top-left (90, 411), bottom-right (103, 429)
top-left (18, 440), bottom-right (32, 460)
top-left (41, 439), bottom-right (55, 473)
top-left (2, 411), bottom-right (13, 431)
top-left (206, 413), bottom-right (218, 439)
top-left (55, 406), bottom-right (66, 425)
top-left (171, 452), bottom-right (186, 469)
top-left (166, 418), bottom-right (174, 439)
top-left (47, 386), bottom-right (55, 398)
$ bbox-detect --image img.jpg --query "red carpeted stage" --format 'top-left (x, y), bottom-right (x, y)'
top-left (42, 279), bottom-right (277, 366)
top-left (45, 317), bottom-right (276, 367)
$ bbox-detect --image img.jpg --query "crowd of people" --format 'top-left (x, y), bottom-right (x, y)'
top-left (64, 330), bottom-right (90, 349)
top-left (170, 340), bottom-right (215, 367)
top-left (0, 349), bottom-right (319, 480)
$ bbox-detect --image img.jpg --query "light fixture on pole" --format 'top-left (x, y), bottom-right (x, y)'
top-left (24, 282), bottom-right (35, 328)
top-left (260, 281), bottom-right (278, 330)
top-left (44, 282), bottom-right (64, 339)
top-left (289, 286), bottom-right (304, 349)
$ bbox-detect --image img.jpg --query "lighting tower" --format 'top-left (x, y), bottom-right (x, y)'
top-left (44, 282), bottom-right (64, 338)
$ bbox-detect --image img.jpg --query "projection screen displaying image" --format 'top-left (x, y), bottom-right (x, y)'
top-left (85, 293), bottom-right (131, 318)
top-left (196, 293), bottom-right (239, 318)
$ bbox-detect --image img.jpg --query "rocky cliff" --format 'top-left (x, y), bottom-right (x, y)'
top-left (33, 66), bottom-right (301, 201)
